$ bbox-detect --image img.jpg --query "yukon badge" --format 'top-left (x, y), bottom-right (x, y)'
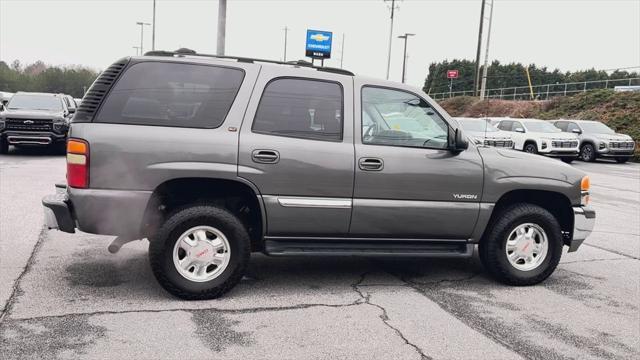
top-left (453, 193), bottom-right (478, 200)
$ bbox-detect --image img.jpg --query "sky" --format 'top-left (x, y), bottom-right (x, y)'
top-left (1, 0), bottom-right (639, 89)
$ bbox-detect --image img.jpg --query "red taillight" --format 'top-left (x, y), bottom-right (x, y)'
top-left (66, 139), bottom-right (89, 188)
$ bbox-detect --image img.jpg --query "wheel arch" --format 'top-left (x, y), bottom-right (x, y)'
top-left (141, 177), bottom-right (266, 251)
top-left (480, 189), bottom-right (574, 246)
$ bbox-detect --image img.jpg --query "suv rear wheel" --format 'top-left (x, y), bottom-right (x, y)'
top-left (149, 204), bottom-right (250, 299)
top-left (479, 203), bottom-right (563, 285)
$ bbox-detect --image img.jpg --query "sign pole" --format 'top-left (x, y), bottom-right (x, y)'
top-left (449, 78), bottom-right (453, 98)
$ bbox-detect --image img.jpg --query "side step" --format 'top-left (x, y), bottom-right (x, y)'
top-left (264, 239), bottom-right (474, 257)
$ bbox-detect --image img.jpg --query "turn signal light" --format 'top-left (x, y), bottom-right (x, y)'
top-left (580, 176), bottom-right (590, 206)
top-left (581, 176), bottom-right (590, 191)
top-left (67, 139), bottom-right (89, 188)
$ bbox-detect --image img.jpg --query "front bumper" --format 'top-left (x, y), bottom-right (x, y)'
top-left (543, 150), bottom-right (579, 158)
top-left (568, 206), bottom-right (596, 252)
top-left (42, 184), bottom-right (75, 233)
top-left (2, 131), bottom-right (67, 146)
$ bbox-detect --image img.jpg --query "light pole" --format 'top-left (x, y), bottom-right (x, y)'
top-left (133, 46), bottom-right (141, 56)
top-left (283, 26), bottom-right (289, 62)
top-left (152, 0), bottom-right (156, 51)
top-left (479, 0), bottom-right (494, 100)
top-left (136, 21), bottom-right (150, 55)
top-left (217, 0), bottom-right (227, 55)
top-left (384, 0), bottom-right (400, 80)
top-left (397, 33), bottom-right (415, 83)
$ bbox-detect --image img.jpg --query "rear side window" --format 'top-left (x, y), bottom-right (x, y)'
top-left (497, 120), bottom-right (513, 131)
top-left (95, 62), bottom-right (244, 128)
top-left (252, 78), bottom-right (343, 141)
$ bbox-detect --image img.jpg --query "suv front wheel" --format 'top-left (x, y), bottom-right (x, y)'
top-left (149, 204), bottom-right (250, 300)
top-left (479, 203), bottom-right (563, 285)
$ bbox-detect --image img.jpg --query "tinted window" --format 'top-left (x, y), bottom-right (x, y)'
top-left (252, 78), bottom-right (343, 141)
top-left (567, 122), bottom-right (580, 132)
top-left (362, 87), bottom-right (449, 149)
top-left (497, 120), bottom-right (513, 131)
top-left (8, 94), bottom-right (63, 111)
top-left (96, 62), bottom-right (244, 128)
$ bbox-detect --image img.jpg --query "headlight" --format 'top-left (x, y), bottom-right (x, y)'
top-left (581, 176), bottom-right (590, 206)
top-left (599, 141), bottom-right (606, 150)
top-left (53, 119), bottom-right (68, 132)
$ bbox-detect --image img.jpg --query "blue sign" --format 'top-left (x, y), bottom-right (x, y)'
top-left (305, 29), bottom-right (333, 59)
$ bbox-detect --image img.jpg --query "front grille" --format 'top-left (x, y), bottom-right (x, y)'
top-left (74, 57), bottom-right (129, 122)
top-left (5, 118), bottom-right (53, 131)
top-left (552, 140), bottom-right (578, 148)
top-left (484, 139), bottom-right (513, 148)
top-left (609, 141), bottom-right (634, 149)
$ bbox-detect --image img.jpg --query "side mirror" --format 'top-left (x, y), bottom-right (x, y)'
top-left (451, 128), bottom-right (468, 151)
top-left (571, 128), bottom-right (581, 134)
top-left (515, 127), bottom-right (525, 133)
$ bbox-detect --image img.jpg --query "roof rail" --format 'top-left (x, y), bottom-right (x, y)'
top-left (144, 48), bottom-right (354, 76)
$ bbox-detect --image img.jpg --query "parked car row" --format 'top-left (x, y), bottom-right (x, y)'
top-left (0, 92), bottom-right (80, 154)
top-left (455, 116), bottom-right (635, 164)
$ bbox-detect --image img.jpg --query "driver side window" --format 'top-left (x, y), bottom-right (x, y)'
top-left (361, 87), bottom-right (449, 149)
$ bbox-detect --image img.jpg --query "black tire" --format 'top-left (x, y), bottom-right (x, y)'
top-left (524, 143), bottom-right (538, 154)
top-left (615, 157), bottom-right (629, 164)
top-left (580, 143), bottom-right (596, 162)
top-left (560, 157), bottom-right (574, 164)
top-left (479, 203), bottom-right (563, 286)
top-left (0, 139), bottom-right (8, 154)
top-left (149, 204), bottom-right (250, 300)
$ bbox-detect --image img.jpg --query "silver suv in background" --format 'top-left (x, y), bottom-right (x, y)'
top-left (496, 118), bottom-right (579, 163)
top-left (42, 50), bottom-right (595, 299)
top-left (456, 117), bottom-right (514, 148)
top-left (553, 120), bottom-right (635, 163)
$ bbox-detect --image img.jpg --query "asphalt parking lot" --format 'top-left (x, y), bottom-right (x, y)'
top-left (0, 148), bottom-right (638, 360)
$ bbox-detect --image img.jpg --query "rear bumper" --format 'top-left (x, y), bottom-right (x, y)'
top-left (42, 185), bottom-right (75, 233)
top-left (41, 185), bottom-right (152, 236)
top-left (568, 206), bottom-right (596, 252)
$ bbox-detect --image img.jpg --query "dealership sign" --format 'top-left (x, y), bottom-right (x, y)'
top-left (447, 70), bottom-right (459, 79)
top-left (305, 30), bottom-right (333, 59)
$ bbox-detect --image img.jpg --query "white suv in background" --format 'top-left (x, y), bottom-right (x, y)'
top-left (496, 118), bottom-right (579, 163)
top-left (456, 117), bottom-right (514, 148)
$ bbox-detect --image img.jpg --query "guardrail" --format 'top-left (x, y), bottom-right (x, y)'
top-left (429, 78), bottom-right (640, 101)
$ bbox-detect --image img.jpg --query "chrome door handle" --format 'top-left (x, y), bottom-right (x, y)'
top-left (252, 149), bottom-right (280, 164)
top-left (358, 157), bottom-right (384, 171)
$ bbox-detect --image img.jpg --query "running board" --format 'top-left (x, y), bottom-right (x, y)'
top-left (264, 239), bottom-right (474, 257)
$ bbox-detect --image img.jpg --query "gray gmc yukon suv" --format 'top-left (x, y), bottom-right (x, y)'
top-left (42, 50), bottom-right (595, 299)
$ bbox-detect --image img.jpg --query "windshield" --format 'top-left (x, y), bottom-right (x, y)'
top-left (7, 94), bottom-right (63, 111)
top-left (458, 119), bottom-right (499, 132)
top-left (578, 121), bottom-right (615, 134)
top-left (524, 121), bottom-right (561, 133)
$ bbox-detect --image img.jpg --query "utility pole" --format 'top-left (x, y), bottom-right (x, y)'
top-left (133, 46), bottom-right (141, 56)
top-left (479, 0), bottom-right (494, 100)
top-left (283, 26), bottom-right (289, 62)
top-left (136, 22), bottom-right (150, 55)
top-left (473, 0), bottom-right (486, 96)
top-left (398, 33), bottom-right (415, 83)
top-left (152, 0), bottom-right (156, 51)
top-left (384, 0), bottom-right (400, 80)
top-left (217, 0), bottom-right (227, 56)
top-left (340, 33), bottom-right (345, 69)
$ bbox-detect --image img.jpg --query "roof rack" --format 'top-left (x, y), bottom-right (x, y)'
top-left (144, 48), bottom-right (354, 76)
